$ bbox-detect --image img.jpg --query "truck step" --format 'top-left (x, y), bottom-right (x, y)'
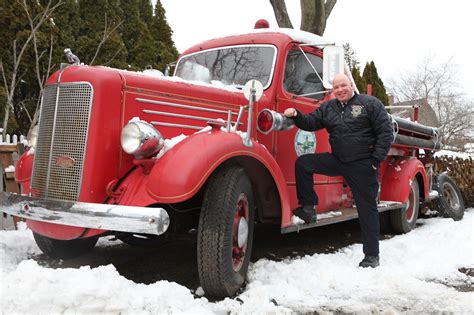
top-left (281, 201), bottom-right (405, 234)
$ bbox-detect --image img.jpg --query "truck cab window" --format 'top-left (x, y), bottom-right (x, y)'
top-left (175, 45), bottom-right (276, 89)
top-left (284, 50), bottom-right (324, 100)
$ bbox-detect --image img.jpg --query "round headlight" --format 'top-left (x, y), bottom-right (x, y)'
top-left (27, 124), bottom-right (39, 149)
top-left (121, 123), bottom-right (142, 154)
top-left (121, 121), bottom-right (164, 159)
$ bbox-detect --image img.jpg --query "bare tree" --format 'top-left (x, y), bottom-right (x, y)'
top-left (269, 0), bottom-right (337, 35)
top-left (1, 0), bottom-right (63, 137)
top-left (388, 56), bottom-right (474, 148)
top-left (90, 13), bottom-right (124, 66)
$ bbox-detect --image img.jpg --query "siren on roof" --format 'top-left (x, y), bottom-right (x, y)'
top-left (254, 19), bottom-right (270, 29)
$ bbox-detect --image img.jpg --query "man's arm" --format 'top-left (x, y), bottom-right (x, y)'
top-left (369, 99), bottom-right (394, 164)
top-left (284, 107), bottom-right (325, 132)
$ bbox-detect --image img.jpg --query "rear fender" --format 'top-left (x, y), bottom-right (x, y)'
top-left (380, 158), bottom-right (427, 203)
top-left (145, 130), bottom-right (290, 217)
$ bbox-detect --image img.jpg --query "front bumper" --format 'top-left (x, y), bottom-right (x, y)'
top-left (0, 192), bottom-right (169, 235)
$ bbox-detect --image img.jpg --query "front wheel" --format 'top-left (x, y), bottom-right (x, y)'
top-left (33, 233), bottom-right (98, 259)
top-left (432, 174), bottom-right (465, 221)
top-left (390, 179), bottom-right (420, 233)
top-left (197, 166), bottom-right (255, 298)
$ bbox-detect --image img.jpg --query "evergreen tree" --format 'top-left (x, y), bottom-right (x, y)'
top-left (0, 0), bottom-right (71, 134)
top-left (362, 61), bottom-right (389, 106)
top-left (149, 1), bottom-right (178, 71)
top-left (138, 0), bottom-right (153, 27)
top-left (119, 0), bottom-right (156, 69)
top-left (76, 0), bottom-right (128, 68)
top-left (351, 66), bottom-right (366, 94)
top-left (343, 43), bottom-right (359, 70)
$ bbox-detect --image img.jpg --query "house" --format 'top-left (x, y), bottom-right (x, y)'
top-left (389, 98), bottom-right (439, 127)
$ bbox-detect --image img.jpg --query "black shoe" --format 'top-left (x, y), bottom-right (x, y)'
top-left (293, 205), bottom-right (317, 224)
top-left (359, 255), bottom-right (380, 268)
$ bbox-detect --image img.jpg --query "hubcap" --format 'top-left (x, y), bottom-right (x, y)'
top-left (237, 217), bottom-right (249, 248)
top-left (442, 182), bottom-right (460, 210)
top-left (232, 193), bottom-right (249, 271)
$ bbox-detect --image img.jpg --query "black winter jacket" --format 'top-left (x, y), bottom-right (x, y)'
top-left (293, 93), bottom-right (393, 163)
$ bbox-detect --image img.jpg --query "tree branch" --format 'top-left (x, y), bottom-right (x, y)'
top-left (324, 0), bottom-right (337, 20)
top-left (90, 13), bottom-right (124, 66)
top-left (269, 0), bottom-right (293, 28)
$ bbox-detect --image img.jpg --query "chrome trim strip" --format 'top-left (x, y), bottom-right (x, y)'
top-left (143, 109), bottom-right (242, 125)
top-left (45, 84), bottom-right (62, 198)
top-left (150, 121), bottom-right (203, 130)
top-left (30, 87), bottom-right (47, 198)
top-left (78, 82), bottom-right (94, 200)
top-left (136, 97), bottom-right (239, 116)
top-left (281, 201), bottom-right (405, 234)
top-left (0, 192), bottom-right (169, 235)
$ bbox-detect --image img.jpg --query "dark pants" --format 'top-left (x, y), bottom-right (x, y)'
top-left (295, 153), bottom-right (380, 256)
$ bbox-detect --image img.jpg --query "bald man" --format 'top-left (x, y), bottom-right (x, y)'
top-left (284, 73), bottom-right (393, 268)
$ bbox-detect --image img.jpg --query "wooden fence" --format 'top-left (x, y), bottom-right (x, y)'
top-left (0, 134), bottom-right (25, 229)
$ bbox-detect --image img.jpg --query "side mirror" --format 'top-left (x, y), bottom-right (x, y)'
top-left (323, 46), bottom-right (345, 89)
top-left (242, 79), bottom-right (263, 102)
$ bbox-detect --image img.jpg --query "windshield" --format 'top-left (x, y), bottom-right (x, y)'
top-left (174, 45), bottom-right (276, 89)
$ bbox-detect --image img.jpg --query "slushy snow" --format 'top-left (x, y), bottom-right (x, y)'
top-left (1, 211), bottom-right (473, 313)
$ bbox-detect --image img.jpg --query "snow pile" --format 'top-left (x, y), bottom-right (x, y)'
top-left (4, 165), bottom-right (15, 172)
top-left (1, 212), bottom-right (472, 313)
top-left (155, 134), bottom-right (187, 159)
top-left (435, 150), bottom-right (473, 160)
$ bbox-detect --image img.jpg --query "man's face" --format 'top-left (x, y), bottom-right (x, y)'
top-left (332, 77), bottom-right (354, 103)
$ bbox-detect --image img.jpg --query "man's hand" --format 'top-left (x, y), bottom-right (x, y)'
top-left (284, 108), bottom-right (297, 118)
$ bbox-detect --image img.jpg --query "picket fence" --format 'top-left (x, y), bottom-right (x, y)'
top-left (0, 134), bottom-right (26, 145)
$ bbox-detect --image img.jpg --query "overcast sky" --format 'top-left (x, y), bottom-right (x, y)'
top-left (158, 0), bottom-right (473, 98)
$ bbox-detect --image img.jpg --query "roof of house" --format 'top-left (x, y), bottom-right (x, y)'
top-left (390, 98), bottom-right (439, 127)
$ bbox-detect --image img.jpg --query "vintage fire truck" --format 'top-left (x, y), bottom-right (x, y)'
top-left (0, 23), bottom-right (465, 298)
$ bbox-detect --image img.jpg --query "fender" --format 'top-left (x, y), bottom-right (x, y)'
top-left (380, 158), bottom-right (428, 203)
top-left (14, 150), bottom-right (34, 195)
top-left (118, 129), bottom-right (290, 217)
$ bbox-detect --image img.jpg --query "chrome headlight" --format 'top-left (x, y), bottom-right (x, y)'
top-left (121, 121), bottom-right (164, 159)
top-left (27, 124), bottom-right (39, 149)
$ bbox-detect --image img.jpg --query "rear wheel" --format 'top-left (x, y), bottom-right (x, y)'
top-left (432, 174), bottom-right (464, 221)
top-left (33, 233), bottom-right (98, 259)
top-left (197, 166), bottom-right (255, 298)
top-left (390, 179), bottom-right (419, 233)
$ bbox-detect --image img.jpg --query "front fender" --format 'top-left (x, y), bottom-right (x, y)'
top-left (15, 150), bottom-right (34, 195)
top-left (380, 158), bottom-right (427, 203)
top-left (146, 129), bottom-right (290, 214)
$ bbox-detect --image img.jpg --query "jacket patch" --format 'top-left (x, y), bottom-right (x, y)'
top-left (351, 104), bottom-right (364, 117)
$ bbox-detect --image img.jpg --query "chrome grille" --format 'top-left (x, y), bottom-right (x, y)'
top-left (31, 83), bottom-right (93, 201)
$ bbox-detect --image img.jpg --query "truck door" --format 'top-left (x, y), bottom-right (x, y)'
top-left (275, 46), bottom-right (347, 211)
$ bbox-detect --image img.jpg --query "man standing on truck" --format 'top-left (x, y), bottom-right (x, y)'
top-left (284, 73), bottom-right (393, 268)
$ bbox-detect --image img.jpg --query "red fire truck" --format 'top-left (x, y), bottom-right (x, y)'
top-left (0, 24), bottom-right (464, 298)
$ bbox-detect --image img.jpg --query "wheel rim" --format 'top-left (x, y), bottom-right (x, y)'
top-left (405, 185), bottom-right (416, 222)
top-left (442, 182), bottom-right (460, 210)
top-left (232, 193), bottom-right (249, 271)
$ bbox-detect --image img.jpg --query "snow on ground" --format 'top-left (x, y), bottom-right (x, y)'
top-left (1, 211), bottom-right (473, 314)
top-left (434, 150), bottom-right (473, 160)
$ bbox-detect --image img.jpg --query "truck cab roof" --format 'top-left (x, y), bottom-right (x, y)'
top-left (181, 28), bottom-right (334, 56)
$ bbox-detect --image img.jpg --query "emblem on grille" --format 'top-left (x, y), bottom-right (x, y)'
top-left (55, 156), bottom-right (75, 169)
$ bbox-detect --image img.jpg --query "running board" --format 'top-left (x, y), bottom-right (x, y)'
top-left (281, 201), bottom-right (405, 234)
